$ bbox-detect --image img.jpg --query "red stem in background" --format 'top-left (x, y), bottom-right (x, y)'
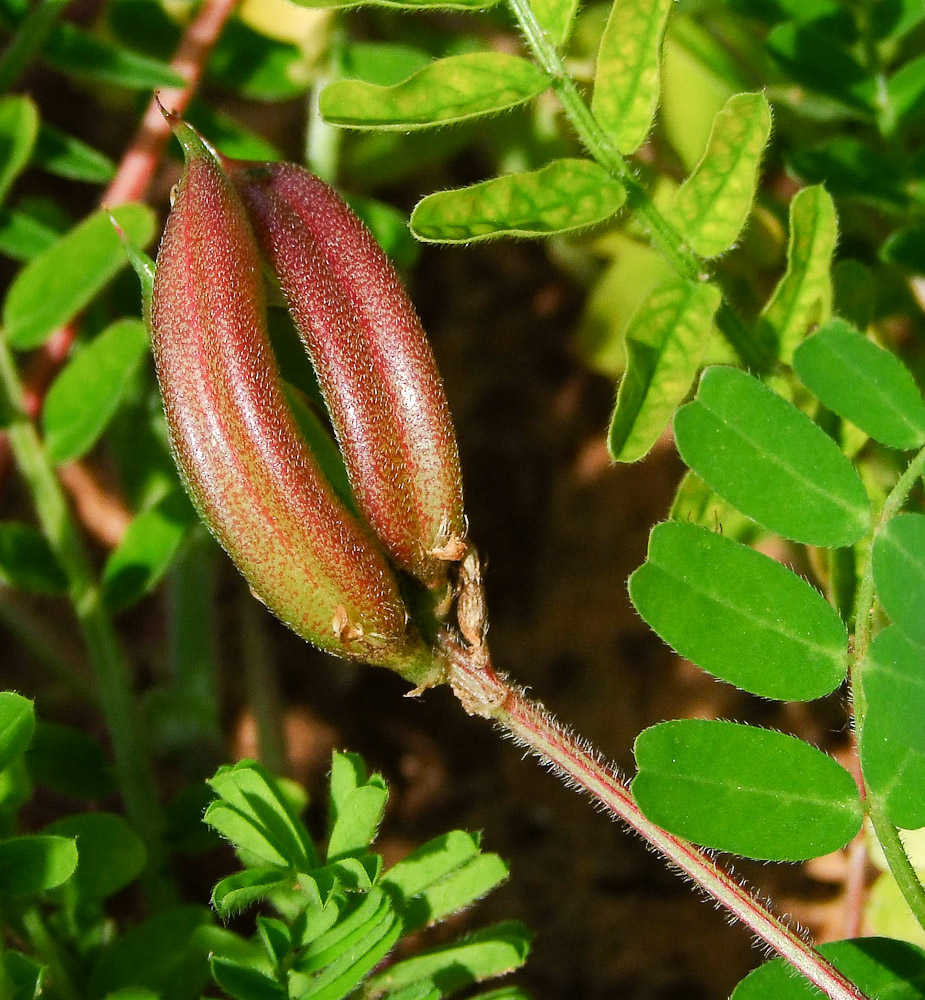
top-left (0, 0), bottom-right (240, 480)
top-left (443, 636), bottom-right (871, 1000)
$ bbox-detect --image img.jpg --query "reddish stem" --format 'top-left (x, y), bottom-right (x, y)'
top-left (443, 635), bottom-right (871, 1000)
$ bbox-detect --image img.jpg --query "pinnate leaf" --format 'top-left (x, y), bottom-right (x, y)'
top-left (4, 203), bottom-right (155, 349)
top-left (44, 318), bottom-right (149, 464)
top-left (629, 521), bottom-right (848, 700)
top-left (873, 513), bottom-right (925, 644)
top-left (320, 53), bottom-right (548, 130)
top-left (411, 159), bottom-right (625, 243)
top-left (667, 92), bottom-right (771, 258)
top-left (859, 626), bottom-right (925, 830)
top-left (731, 937), bottom-right (925, 1000)
top-left (793, 319), bottom-right (925, 450)
top-left (632, 719), bottom-right (863, 860)
top-left (757, 185), bottom-right (837, 363)
top-left (0, 96), bottom-right (38, 206)
top-left (608, 279), bottom-right (720, 462)
top-left (674, 366), bottom-right (870, 547)
top-left (591, 0), bottom-right (672, 154)
top-left (0, 835), bottom-right (78, 895)
top-left (402, 853), bottom-right (509, 930)
top-left (0, 693), bottom-right (34, 772)
top-left (382, 829), bottom-right (481, 901)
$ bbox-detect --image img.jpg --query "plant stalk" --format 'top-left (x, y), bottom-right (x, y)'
top-left (443, 636), bottom-right (871, 1000)
top-left (0, 334), bottom-right (172, 905)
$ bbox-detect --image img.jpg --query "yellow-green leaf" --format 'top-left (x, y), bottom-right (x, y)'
top-left (667, 92), bottom-right (771, 258)
top-left (320, 53), bottom-right (549, 130)
top-left (410, 159), bottom-right (625, 243)
top-left (591, 0), bottom-right (672, 154)
top-left (0, 96), bottom-right (39, 207)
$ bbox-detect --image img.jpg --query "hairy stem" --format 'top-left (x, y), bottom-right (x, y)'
top-left (444, 637), bottom-right (871, 1000)
top-left (0, 336), bottom-right (172, 905)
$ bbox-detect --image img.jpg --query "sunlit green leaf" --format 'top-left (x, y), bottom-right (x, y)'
top-left (793, 319), bottom-right (925, 450)
top-left (0, 693), bottom-right (34, 773)
top-left (382, 830), bottom-right (481, 901)
top-left (32, 123), bottom-right (115, 183)
top-left (102, 491), bottom-right (197, 612)
top-left (0, 835), bottom-right (77, 895)
top-left (531, 0), bottom-right (579, 45)
top-left (211, 868), bottom-right (289, 918)
top-left (608, 279), bottom-right (720, 462)
top-left (402, 854), bottom-right (509, 930)
top-left (667, 92), bottom-right (771, 258)
top-left (629, 521), bottom-right (849, 700)
top-left (44, 318), bottom-right (149, 464)
top-left (411, 159), bottom-right (625, 243)
top-left (757, 186), bottom-right (837, 363)
top-left (320, 53), bottom-right (549, 130)
top-left (873, 513), bottom-right (925, 644)
top-left (633, 719), bottom-right (863, 860)
top-left (0, 96), bottom-right (38, 206)
top-left (0, 522), bottom-right (68, 595)
top-left (591, 0), bottom-right (671, 154)
top-left (885, 53), bottom-right (925, 134)
top-left (731, 937), bottom-right (925, 1000)
top-left (292, 0), bottom-right (496, 10)
top-left (4, 203), bottom-right (155, 349)
top-left (211, 958), bottom-right (286, 1000)
top-left (365, 922), bottom-right (532, 998)
top-left (674, 366), bottom-right (871, 547)
top-left (859, 626), bottom-right (925, 830)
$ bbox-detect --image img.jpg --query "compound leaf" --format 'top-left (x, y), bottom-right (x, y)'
top-left (674, 366), bottom-right (871, 547)
top-left (320, 54), bottom-right (548, 130)
top-left (591, 0), bottom-right (672, 153)
top-left (793, 319), bottom-right (925, 451)
top-left (629, 521), bottom-right (848, 700)
top-left (632, 719), bottom-right (863, 860)
top-left (667, 92), bottom-right (771, 258)
top-left (411, 159), bottom-right (625, 243)
top-left (608, 279), bottom-right (720, 462)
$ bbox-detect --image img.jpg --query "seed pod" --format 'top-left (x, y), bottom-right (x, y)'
top-left (229, 161), bottom-right (467, 589)
top-left (151, 119), bottom-right (432, 681)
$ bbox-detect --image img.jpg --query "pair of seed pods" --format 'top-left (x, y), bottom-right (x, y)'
top-left (151, 119), bottom-right (467, 682)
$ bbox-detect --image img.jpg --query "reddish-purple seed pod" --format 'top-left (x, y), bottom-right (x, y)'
top-left (228, 161), bottom-right (467, 590)
top-left (151, 120), bottom-right (432, 681)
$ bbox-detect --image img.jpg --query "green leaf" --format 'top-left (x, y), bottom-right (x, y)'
top-left (43, 318), bottom-right (149, 464)
top-left (292, 0), bottom-right (496, 10)
top-left (258, 916), bottom-right (291, 968)
top-left (530, 0), bottom-right (579, 45)
top-left (3, 949), bottom-right (44, 1000)
top-left (793, 319), bottom-right (925, 450)
top-left (629, 521), bottom-right (848, 700)
top-left (365, 921), bottom-right (532, 997)
top-left (881, 225), bottom-right (925, 274)
top-left (766, 22), bottom-right (875, 112)
top-left (102, 491), bottom-right (197, 612)
top-left (669, 471), bottom-right (762, 545)
top-left (212, 867), bottom-right (290, 917)
top-left (211, 958), bottom-right (286, 1000)
top-left (45, 812), bottom-right (145, 902)
top-left (26, 721), bottom-right (115, 800)
top-left (42, 23), bottom-right (186, 90)
top-left (674, 366), bottom-right (871, 547)
top-left (387, 982), bottom-right (441, 1000)
top-left (0, 693), bottom-right (34, 772)
top-left (591, 0), bottom-right (672, 154)
top-left (0, 96), bottom-right (38, 206)
top-left (632, 719), bottom-right (863, 860)
top-left (320, 53), bottom-right (549, 130)
top-left (382, 830), bottom-right (481, 901)
top-left (0, 205), bottom-right (61, 261)
top-left (608, 279), bottom-right (720, 462)
top-left (206, 20), bottom-right (311, 101)
top-left (4, 203), bottom-right (156, 350)
top-left (401, 853), bottom-right (509, 930)
top-left (788, 140), bottom-right (906, 211)
top-left (0, 522), bottom-right (68, 594)
top-left (327, 784), bottom-right (388, 860)
top-left (32, 123), bottom-right (115, 184)
top-left (0, 835), bottom-right (78, 895)
top-left (859, 626), bottom-right (925, 830)
top-left (873, 513), bottom-right (925, 644)
top-left (885, 53), bottom-right (925, 134)
top-left (208, 760), bottom-right (316, 870)
top-left (411, 159), bottom-right (625, 243)
top-left (731, 937), bottom-right (925, 1000)
top-left (667, 92), bottom-right (771, 258)
top-left (757, 185), bottom-right (837, 363)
